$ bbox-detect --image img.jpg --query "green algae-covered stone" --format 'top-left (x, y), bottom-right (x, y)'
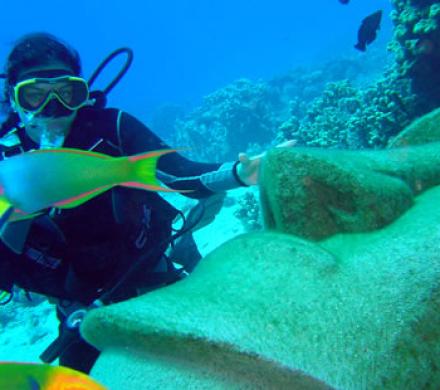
top-left (388, 107), bottom-right (440, 147)
top-left (83, 187), bottom-right (440, 389)
top-left (259, 142), bottom-right (440, 240)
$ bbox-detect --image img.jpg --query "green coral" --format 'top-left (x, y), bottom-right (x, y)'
top-left (276, 75), bottom-right (417, 149)
top-left (429, 3), bottom-right (440, 18)
top-left (390, 0), bottom-right (440, 108)
top-left (170, 56), bottom-right (393, 162)
top-left (172, 79), bottom-right (277, 162)
top-left (413, 18), bottom-right (437, 33)
top-left (233, 190), bottom-right (262, 231)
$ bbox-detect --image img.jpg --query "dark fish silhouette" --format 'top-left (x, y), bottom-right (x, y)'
top-left (355, 10), bottom-right (382, 52)
top-left (339, 0), bottom-right (350, 4)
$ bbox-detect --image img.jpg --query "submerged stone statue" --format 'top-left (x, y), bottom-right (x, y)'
top-left (81, 108), bottom-right (440, 389)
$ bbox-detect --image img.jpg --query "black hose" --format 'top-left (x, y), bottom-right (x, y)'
top-left (88, 47), bottom-right (134, 95)
top-left (96, 202), bottom-right (206, 305)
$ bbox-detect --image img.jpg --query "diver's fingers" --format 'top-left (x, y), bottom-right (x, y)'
top-left (276, 139), bottom-right (297, 148)
top-left (238, 152), bottom-right (251, 166)
top-left (240, 140), bottom-right (296, 162)
top-left (238, 140), bottom-right (295, 164)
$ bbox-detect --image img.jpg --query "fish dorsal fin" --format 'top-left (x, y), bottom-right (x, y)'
top-left (29, 147), bottom-right (112, 159)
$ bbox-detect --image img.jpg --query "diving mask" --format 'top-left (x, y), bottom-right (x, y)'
top-left (13, 75), bottom-right (90, 115)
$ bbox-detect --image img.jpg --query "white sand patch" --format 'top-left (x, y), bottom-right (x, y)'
top-left (0, 299), bottom-right (58, 362)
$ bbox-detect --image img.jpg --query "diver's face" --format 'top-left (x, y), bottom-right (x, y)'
top-left (13, 63), bottom-right (79, 147)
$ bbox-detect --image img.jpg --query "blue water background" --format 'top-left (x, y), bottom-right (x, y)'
top-left (0, 0), bottom-right (392, 132)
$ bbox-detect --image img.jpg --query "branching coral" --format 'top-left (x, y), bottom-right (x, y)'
top-left (234, 190), bottom-right (262, 231)
top-left (276, 73), bottom-right (418, 149)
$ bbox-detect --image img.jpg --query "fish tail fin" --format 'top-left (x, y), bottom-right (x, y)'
top-left (0, 197), bottom-right (14, 232)
top-left (354, 42), bottom-right (366, 51)
top-left (124, 149), bottom-right (189, 192)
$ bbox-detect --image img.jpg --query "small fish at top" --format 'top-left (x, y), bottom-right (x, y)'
top-left (354, 10), bottom-right (383, 52)
top-left (339, 0), bottom-right (350, 4)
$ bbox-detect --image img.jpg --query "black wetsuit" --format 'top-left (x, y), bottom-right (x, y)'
top-left (0, 107), bottom-right (237, 372)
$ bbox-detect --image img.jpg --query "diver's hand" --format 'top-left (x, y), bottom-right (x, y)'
top-left (236, 140), bottom-right (296, 186)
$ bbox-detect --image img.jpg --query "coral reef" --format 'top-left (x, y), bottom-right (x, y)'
top-left (278, 74), bottom-right (418, 149)
top-left (173, 79), bottom-right (279, 162)
top-left (233, 189), bottom-right (262, 231)
top-left (168, 54), bottom-right (420, 163)
top-left (149, 1), bottom-right (440, 164)
top-left (389, 0), bottom-right (440, 108)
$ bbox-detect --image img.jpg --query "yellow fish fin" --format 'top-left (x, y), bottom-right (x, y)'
top-left (126, 149), bottom-right (192, 193)
top-left (0, 362), bottom-right (106, 389)
top-left (53, 185), bottom-right (113, 209)
top-left (0, 197), bottom-right (14, 229)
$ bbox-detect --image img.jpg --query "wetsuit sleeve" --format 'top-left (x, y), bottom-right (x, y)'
top-left (117, 111), bottom-right (245, 198)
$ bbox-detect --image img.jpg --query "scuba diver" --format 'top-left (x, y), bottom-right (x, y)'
top-left (0, 32), bottom-right (290, 374)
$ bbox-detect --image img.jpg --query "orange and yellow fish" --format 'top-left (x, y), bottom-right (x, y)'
top-left (0, 361), bottom-right (106, 389)
top-left (0, 147), bottom-right (180, 226)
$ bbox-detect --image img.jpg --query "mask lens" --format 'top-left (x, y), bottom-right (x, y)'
top-left (15, 77), bottom-right (89, 113)
top-left (55, 79), bottom-right (89, 108)
top-left (17, 83), bottom-right (50, 111)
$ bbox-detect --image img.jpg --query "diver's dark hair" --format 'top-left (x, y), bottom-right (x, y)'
top-left (2, 32), bottom-right (81, 97)
top-left (0, 32), bottom-right (82, 126)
